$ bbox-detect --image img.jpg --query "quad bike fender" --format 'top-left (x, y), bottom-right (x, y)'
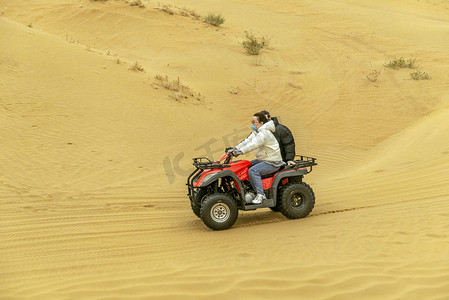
top-left (199, 170), bottom-right (245, 202)
top-left (270, 168), bottom-right (307, 201)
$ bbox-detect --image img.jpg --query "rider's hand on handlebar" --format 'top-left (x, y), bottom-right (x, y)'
top-left (227, 147), bottom-right (242, 157)
top-left (233, 149), bottom-right (243, 157)
top-left (227, 147), bottom-right (236, 155)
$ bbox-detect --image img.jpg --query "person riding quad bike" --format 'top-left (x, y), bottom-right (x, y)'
top-left (186, 113), bottom-right (317, 230)
top-left (230, 112), bottom-right (285, 205)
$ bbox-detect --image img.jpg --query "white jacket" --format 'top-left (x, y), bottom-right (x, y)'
top-left (236, 120), bottom-right (283, 162)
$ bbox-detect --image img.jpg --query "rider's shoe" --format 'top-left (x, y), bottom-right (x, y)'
top-left (252, 194), bottom-right (266, 204)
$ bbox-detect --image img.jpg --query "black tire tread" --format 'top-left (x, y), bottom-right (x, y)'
top-left (279, 182), bottom-right (315, 219)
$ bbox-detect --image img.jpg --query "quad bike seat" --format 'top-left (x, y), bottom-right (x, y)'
top-left (261, 165), bottom-right (285, 179)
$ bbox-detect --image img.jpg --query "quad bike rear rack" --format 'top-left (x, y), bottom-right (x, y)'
top-left (290, 155), bottom-right (317, 174)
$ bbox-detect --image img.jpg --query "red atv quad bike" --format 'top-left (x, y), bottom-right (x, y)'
top-left (187, 148), bottom-right (317, 230)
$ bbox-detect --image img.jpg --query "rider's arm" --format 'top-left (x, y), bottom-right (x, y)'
top-left (238, 131), bottom-right (268, 154)
top-left (235, 132), bottom-right (254, 150)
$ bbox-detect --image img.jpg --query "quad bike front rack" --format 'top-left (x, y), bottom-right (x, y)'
top-left (192, 157), bottom-right (230, 169)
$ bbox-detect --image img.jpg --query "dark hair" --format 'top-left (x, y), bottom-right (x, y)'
top-left (254, 112), bottom-right (268, 124)
top-left (260, 110), bottom-right (271, 119)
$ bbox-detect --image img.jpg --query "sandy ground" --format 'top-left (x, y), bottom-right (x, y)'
top-left (1, 0), bottom-right (449, 299)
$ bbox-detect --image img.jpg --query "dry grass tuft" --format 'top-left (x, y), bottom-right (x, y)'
top-left (154, 75), bottom-right (203, 102)
top-left (159, 5), bottom-right (175, 15)
top-left (156, 3), bottom-right (201, 20)
top-left (128, 0), bottom-right (145, 7)
top-left (180, 8), bottom-right (201, 20)
top-left (129, 61), bottom-right (144, 72)
top-left (366, 68), bottom-right (382, 82)
top-left (90, 0), bottom-right (144, 7)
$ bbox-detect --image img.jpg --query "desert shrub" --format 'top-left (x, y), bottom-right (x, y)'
top-left (203, 13), bottom-right (225, 26)
top-left (241, 31), bottom-right (269, 55)
top-left (384, 57), bottom-right (416, 69)
top-left (366, 68), bottom-right (382, 82)
top-left (129, 61), bottom-right (144, 72)
top-left (410, 70), bottom-right (431, 80)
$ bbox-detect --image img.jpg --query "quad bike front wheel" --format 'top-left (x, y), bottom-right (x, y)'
top-left (200, 193), bottom-right (238, 230)
top-left (279, 182), bottom-right (315, 219)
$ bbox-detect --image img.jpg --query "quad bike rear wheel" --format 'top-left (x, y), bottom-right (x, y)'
top-left (279, 182), bottom-right (315, 219)
top-left (200, 193), bottom-right (238, 230)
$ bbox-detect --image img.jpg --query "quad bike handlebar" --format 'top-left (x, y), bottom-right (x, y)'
top-left (223, 147), bottom-right (239, 164)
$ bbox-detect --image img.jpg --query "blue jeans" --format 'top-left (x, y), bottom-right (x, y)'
top-left (248, 160), bottom-right (280, 195)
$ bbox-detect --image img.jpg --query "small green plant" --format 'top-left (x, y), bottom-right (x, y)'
top-left (129, 61), bottom-right (144, 72)
top-left (241, 31), bottom-right (268, 55)
top-left (410, 70), bottom-right (430, 80)
top-left (203, 13), bottom-right (225, 26)
top-left (366, 68), bottom-right (382, 82)
top-left (384, 57), bottom-right (416, 69)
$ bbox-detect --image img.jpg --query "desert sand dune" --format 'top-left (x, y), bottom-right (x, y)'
top-left (1, 0), bottom-right (449, 299)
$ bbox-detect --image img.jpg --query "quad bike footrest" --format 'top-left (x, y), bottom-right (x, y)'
top-left (243, 198), bottom-right (275, 210)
